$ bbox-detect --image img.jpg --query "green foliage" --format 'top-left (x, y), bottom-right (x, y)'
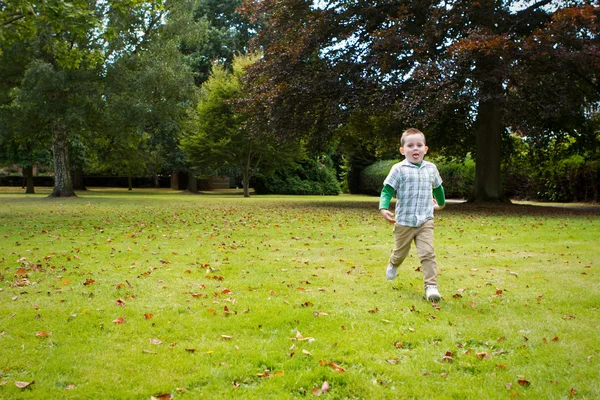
top-left (357, 160), bottom-right (398, 196)
top-left (359, 157), bottom-right (475, 198)
top-left (182, 53), bottom-right (301, 196)
top-left (435, 155), bottom-right (476, 199)
top-left (251, 156), bottom-right (341, 195)
top-left (503, 131), bottom-right (600, 203)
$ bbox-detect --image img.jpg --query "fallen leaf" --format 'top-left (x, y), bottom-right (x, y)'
top-left (302, 349), bottom-right (312, 356)
top-left (311, 387), bottom-right (323, 396)
top-left (221, 335), bottom-right (233, 340)
top-left (321, 381), bottom-right (330, 392)
top-left (152, 393), bottom-right (172, 400)
top-left (36, 331), bottom-right (51, 337)
top-left (144, 313), bottom-right (154, 319)
top-left (64, 384), bottom-right (75, 390)
top-left (112, 317), bottom-right (126, 324)
top-left (476, 352), bottom-right (491, 359)
top-left (149, 339), bottom-right (163, 345)
top-left (441, 351), bottom-right (454, 363)
top-left (319, 360), bottom-right (346, 372)
top-left (83, 279), bottom-right (95, 286)
top-left (518, 379), bottom-right (531, 386)
top-left (15, 381), bottom-right (34, 389)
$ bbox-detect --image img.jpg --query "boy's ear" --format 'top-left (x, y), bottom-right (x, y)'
top-left (424, 146), bottom-right (429, 154)
top-left (399, 146), bottom-right (405, 155)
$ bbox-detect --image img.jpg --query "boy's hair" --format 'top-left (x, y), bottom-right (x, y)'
top-left (401, 128), bottom-right (426, 146)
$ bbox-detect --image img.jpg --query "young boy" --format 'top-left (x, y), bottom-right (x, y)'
top-left (379, 128), bottom-right (446, 302)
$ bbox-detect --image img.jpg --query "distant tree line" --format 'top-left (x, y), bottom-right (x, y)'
top-left (1, 1), bottom-right (599, 202)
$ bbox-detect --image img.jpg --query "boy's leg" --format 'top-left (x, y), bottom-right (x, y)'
top-left (387, 224), bottom-right (415, 279)
top-left (413, 220), bottom-right (437, 287)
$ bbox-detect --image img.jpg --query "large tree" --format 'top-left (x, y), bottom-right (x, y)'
top-left (1, 0), bottom-right (194, 197)
top-left (241, 0), bottom-right (600, 202)
top-left (182, 54), bottom-right (301, 197)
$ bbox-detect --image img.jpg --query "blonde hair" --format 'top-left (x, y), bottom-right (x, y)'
top-left (401, 128), bottom-right (426, 146)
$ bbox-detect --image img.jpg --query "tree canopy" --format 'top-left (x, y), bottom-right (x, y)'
top-left (241, 0), bottom-right (600, 202)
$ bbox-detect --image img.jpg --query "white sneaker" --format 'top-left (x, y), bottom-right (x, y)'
top-left (386, 263), bottom-right (398, 280)
top-left (425, 285), bottom-right (441, 302)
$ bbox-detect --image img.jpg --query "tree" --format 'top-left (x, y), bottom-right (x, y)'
top-left (181, 0), bottom-right (255, 86)
top-left (1, 0), bottom-right (191, 197)
top-left (182, 53), bottom-right (301, 197)
top-left (241, 0), bottom-right (600, 202)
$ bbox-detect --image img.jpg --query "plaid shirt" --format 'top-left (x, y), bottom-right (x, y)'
top-left (383, 159), bottom-right (443, 227)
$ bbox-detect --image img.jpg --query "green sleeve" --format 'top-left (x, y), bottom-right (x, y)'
top-left (379, 184), bottom-right (395, 210)
top-left (433, 184), bottom-right (446, 206)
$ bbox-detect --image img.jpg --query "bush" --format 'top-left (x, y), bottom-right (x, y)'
top-left (251, 157), bottom-right (341, 195)
top-left (359, 156), bottom-right (475, 198)
top-left (434, 155), bottom-right (475, 199)
top-left (358, 160), bottom-right (399, 195)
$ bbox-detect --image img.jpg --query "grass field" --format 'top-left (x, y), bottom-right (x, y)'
top-left (0, 188), bottom-right (598, 399)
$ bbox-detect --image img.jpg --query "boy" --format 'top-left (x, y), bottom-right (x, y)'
top-left (379, 128), bottom-right (446, 302)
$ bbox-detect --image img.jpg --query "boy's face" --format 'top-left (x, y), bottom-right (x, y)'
top-left (400, 133), bottom-right (428, 164)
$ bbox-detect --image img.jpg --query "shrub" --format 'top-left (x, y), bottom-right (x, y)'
top-left (359, 156), bottom-right (475, 198)
top-left (358, 160), bottom-right (399, 195)
top-left (434, 155), bottom-right (475, 199)
top-left (251, 157), bottom-right (341, 195)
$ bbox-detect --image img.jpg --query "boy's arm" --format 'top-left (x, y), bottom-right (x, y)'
top-left (433, 184), bottom-right (446, 210)
top-left (379, 184), bottom-right (396, 223)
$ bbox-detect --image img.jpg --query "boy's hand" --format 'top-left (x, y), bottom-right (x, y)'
top-left (379, 209), bottom-right (396, 224)
top-left (433, 198), bottom-right (445, 211)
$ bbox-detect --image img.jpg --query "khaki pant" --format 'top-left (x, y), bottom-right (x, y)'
top-left (389, 219), bottom-right (437, 286)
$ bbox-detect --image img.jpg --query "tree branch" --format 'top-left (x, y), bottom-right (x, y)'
top-left (523, 0), bottom-right (554, 13)
top-left (2, 13), bottom-right (25, 26)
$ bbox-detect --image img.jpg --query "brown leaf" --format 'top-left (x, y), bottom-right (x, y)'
top-left (144, 313), bottom-right (154, 319)
top-left (36, 331), bottom-right (51, 337)
top-left (221, 335), bottom-right (233, 340)
top-left (476, 352), bottom-right (491, 359)
top-left (149, 339), bottom-right (163, 345)
top-left (83, 279), bottom-right (95, 286)
top-left (15, 381), bottom-right (34, 389)
top-left (441, 351), bottom-right (454, 363)
top-left (319, 360), bottom-right (346, 372)
top-left (112, 317), bottom-right (126, 324)
top-left (570, 387), bottom-right (576, 398)
top-left (311, 387), bottom-right (323, 396)
top-left (152, 393), bottom-right (172, 400)
top-left (116, 299), bottom-right (126, 306)
top-left (518, 379), bottom-right (531, 386)
top-left (257, 369), bottom-right (270, 378)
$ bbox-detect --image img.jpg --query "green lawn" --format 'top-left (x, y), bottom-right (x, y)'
top-left (1, 188), bottom-right (598, 399)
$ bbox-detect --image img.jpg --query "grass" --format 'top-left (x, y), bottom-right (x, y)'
top-left (0, 188), bottom-right (599, 399)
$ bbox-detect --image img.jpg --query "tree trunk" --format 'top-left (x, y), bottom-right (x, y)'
top-left (471, 71), bottom-right (509, 203)
top-left (187, 173), bottom-right (198, 193)
top-left (49, 124), bottom-right (76, 198)
top-left (128, 176), bottom-right (133, 191)
top-left (23, 165), bottom-right (35, 194)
